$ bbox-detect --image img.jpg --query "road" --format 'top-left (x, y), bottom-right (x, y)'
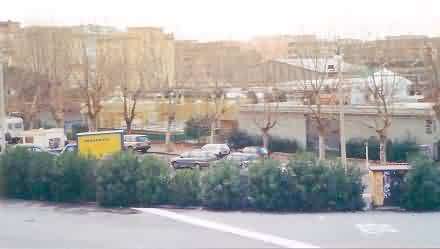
top-left (1, 200), bottom-right (440, 248)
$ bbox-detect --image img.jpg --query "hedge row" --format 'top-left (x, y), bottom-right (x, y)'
top-left (347, 137), bottom-right (419, 162)
top-left (0, 148), bottom-right (96, 202)
top-left (227, 130), bottom-right (301, 153)
top-left (1, 148), bottom-right (438, 211)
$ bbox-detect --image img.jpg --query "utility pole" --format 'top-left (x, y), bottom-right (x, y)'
top-left (337, 47), bottom-right (347, 170)
top-left (0, 52), bottom-right (7, 153)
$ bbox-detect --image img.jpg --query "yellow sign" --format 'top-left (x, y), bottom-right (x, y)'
top-left (77, 131), bottom-right (123, 159)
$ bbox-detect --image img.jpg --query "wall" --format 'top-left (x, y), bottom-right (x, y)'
top-left (238, 110), bottom-right (437, 149)
top-left (344, 115), bottom-right (436, 145)
top-left (238, 111), bottom-right (307, 147)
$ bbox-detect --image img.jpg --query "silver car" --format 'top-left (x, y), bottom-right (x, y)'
top-left (201, 144), bottom-right (230, 158)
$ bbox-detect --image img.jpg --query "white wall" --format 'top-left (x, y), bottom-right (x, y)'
top-left (238, 112), bottom-right (307, 148)
top-left (345, 115), bottom-right (437, 144)
top-left (239, 111), bottom-right (437, 148)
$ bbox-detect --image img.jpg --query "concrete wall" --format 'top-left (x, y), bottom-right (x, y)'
top-left (238, 112), bottom-right (307, 148)
top-left (239, 111), bottom-right (437, 148)
top-left (344, 115), bottom-right (436, 145)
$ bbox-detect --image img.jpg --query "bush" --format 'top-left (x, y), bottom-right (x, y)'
top-left (347, 137), bottom-right (419, 162)
top-left (0, 148), bottom-right (54, 200)
top-left (169, 169), bottom-right (201, 206)
top-left (50, 153), bottom-right (97, 202)
top-left (288, 158), bottom-right (365, 211)
top-left (201, 161), bottom-right (242, 209)
top-left (227, 130), bottom-right (260, 150)
top-left (0, 148), bottom-right (97, 203)
top-left (400, 157), bottom-right (440, 211)
top-left (227, 129), bottom-right (300, 153)
top-left (184, 116), bottom-right (210, 140)
top-left (269, 137), bottom-right (301, 153)
top-left (249, 159), bottom-right (301, 210)
top-left (96, 153), bottom-right (170, 207)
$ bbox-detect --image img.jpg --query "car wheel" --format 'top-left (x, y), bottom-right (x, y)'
top-left (170, 161), bottom-right (177, 169)
top-left (193, 163), bottom-right (201, 170)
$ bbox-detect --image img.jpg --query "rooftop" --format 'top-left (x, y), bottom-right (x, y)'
top-left (240, 102), bottom-right (435, 117)
top-left (274, 58), bottom-right (365, 74)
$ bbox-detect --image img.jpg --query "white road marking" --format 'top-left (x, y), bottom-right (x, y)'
top-left (135, 208), bottom-right (319, 248)
top-left (356, 223), bottom-right (399, 235)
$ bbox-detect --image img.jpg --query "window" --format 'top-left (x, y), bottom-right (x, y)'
top-left (425, 119), bottom-right (435, 134)
top-left (14, 123), bottom-right (22, 129)
top-left (8, 124), bottom-right (13, 129)
top-left (136, 136), bottom-right (148, 142)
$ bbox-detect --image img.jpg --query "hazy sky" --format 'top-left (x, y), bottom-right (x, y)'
top-left (2, 0), bottom-right (440, 41)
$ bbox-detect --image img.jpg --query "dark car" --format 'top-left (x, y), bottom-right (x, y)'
top-left (170, 150), bottom-right (218, 169)
top-left (225, 152), bottom-right (258, 168)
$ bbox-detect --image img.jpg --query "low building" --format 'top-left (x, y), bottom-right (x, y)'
top-left (238, 102), bottom-right (439, 153)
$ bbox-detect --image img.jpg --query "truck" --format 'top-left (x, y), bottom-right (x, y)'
top-left (16, 128), bottom-right (66, 151)
top-left (77, 130), bottom-right (123, 159)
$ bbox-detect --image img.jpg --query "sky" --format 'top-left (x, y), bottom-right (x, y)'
top-left (2, 0), bottom-right (440, 41)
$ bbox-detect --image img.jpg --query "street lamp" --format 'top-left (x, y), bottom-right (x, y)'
top-left (0, 52), bottom-right (7, 153)
top-left (336, 47), bottom-right (347, 170)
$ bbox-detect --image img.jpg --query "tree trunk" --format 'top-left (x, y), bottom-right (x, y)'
top-left (54, 118), bottom-right (64, 129)
top-left (126, 120), bottom-right (132, 134)
top-left (53, 111), bottom-right (64, 128)
top-left (165, 119), bottom-right (172, 152)
top-left (379, 134), bottom-right (387, 165)
top-left (262, 130), bottom-right (269, 150)
top-left (209, 121), bottom-right (215, 144)
top-left (318, 132), bottom-right (326, 161)
top-left (88, 116), bottom-right (97, 132)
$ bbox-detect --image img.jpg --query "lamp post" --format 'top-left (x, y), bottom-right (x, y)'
top-left (336, 48), bottom-right (347, 170)
top-left (0, 52), bottom-right (7, 153)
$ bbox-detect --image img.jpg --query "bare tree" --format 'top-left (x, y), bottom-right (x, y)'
top-left (252, 64), bottom-right (279, 150)
top-left (72, 37), bottom-right (109, 132)
top-left (10, 28), bottom-right (51, 129)
top-left (362, 65), bottom-right (399, 165)
top-left (425, 44), bottom-right (440, 121)
top-left (11, 27), bottom-right (74, 128)
top-left (296, 55), bottom-right (338, 160)
top-left (46, 29), bottom-right (75, 128)
top-left (207, 82), bottom-right (228, 143)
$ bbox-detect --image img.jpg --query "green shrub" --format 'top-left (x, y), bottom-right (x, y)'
top-left (347, 137), bottom-right (419, 162)
top-left (50, 153), bottom-right (96, 202)
top-left (400, 157), bottom-right (440, 211)
top-left (288, 158), bottom-right (365, 211)
top-left (0, 148), bottom-right (55, 200)
top-left (227, 130), bottom-right (260, 150)
top-left (96, 153), bottom-right (170, 207)
top-left (184, 116), bottom-right (210, 140)
top-left (269, 137), bottom-right (301, 153)
top-left (249, 159), bottom-right (301, 210)
top-left (227, 129), bottom-right (300, 153)
top-left (201, 161), bottom-right (242, 209)
top-left (169, 169), bottom-right (201, 206)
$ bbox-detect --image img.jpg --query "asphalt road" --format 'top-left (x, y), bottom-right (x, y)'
top-left (2, 200), bottom-right (439, 249)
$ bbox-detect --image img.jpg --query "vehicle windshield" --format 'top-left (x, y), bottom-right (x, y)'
top-left (135, 136), bottom-right (149, 142)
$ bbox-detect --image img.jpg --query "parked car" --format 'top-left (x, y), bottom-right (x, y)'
top-left (123, 134), bottom-right (151, 153)
top-left (60, 143), bottom-right (77, 154)
top-left (225, 152), bottom-right (258, 168)
top-left (241, 146), bottom-right (269, 157)
top-left (201, 143), bottom-right (230, 158)
top-left (170, 150), bottom-right (218, 169)
top-left (13, 144), bottom-right (58, 155)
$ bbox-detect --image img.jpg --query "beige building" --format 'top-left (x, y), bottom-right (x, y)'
top-left (174, 40), bottom-right (262, 87)
top-left (239, 102), bottom-right (439, 151)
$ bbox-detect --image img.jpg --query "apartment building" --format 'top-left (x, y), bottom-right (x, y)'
top-left (174, 40), bottom-right (261, 88)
